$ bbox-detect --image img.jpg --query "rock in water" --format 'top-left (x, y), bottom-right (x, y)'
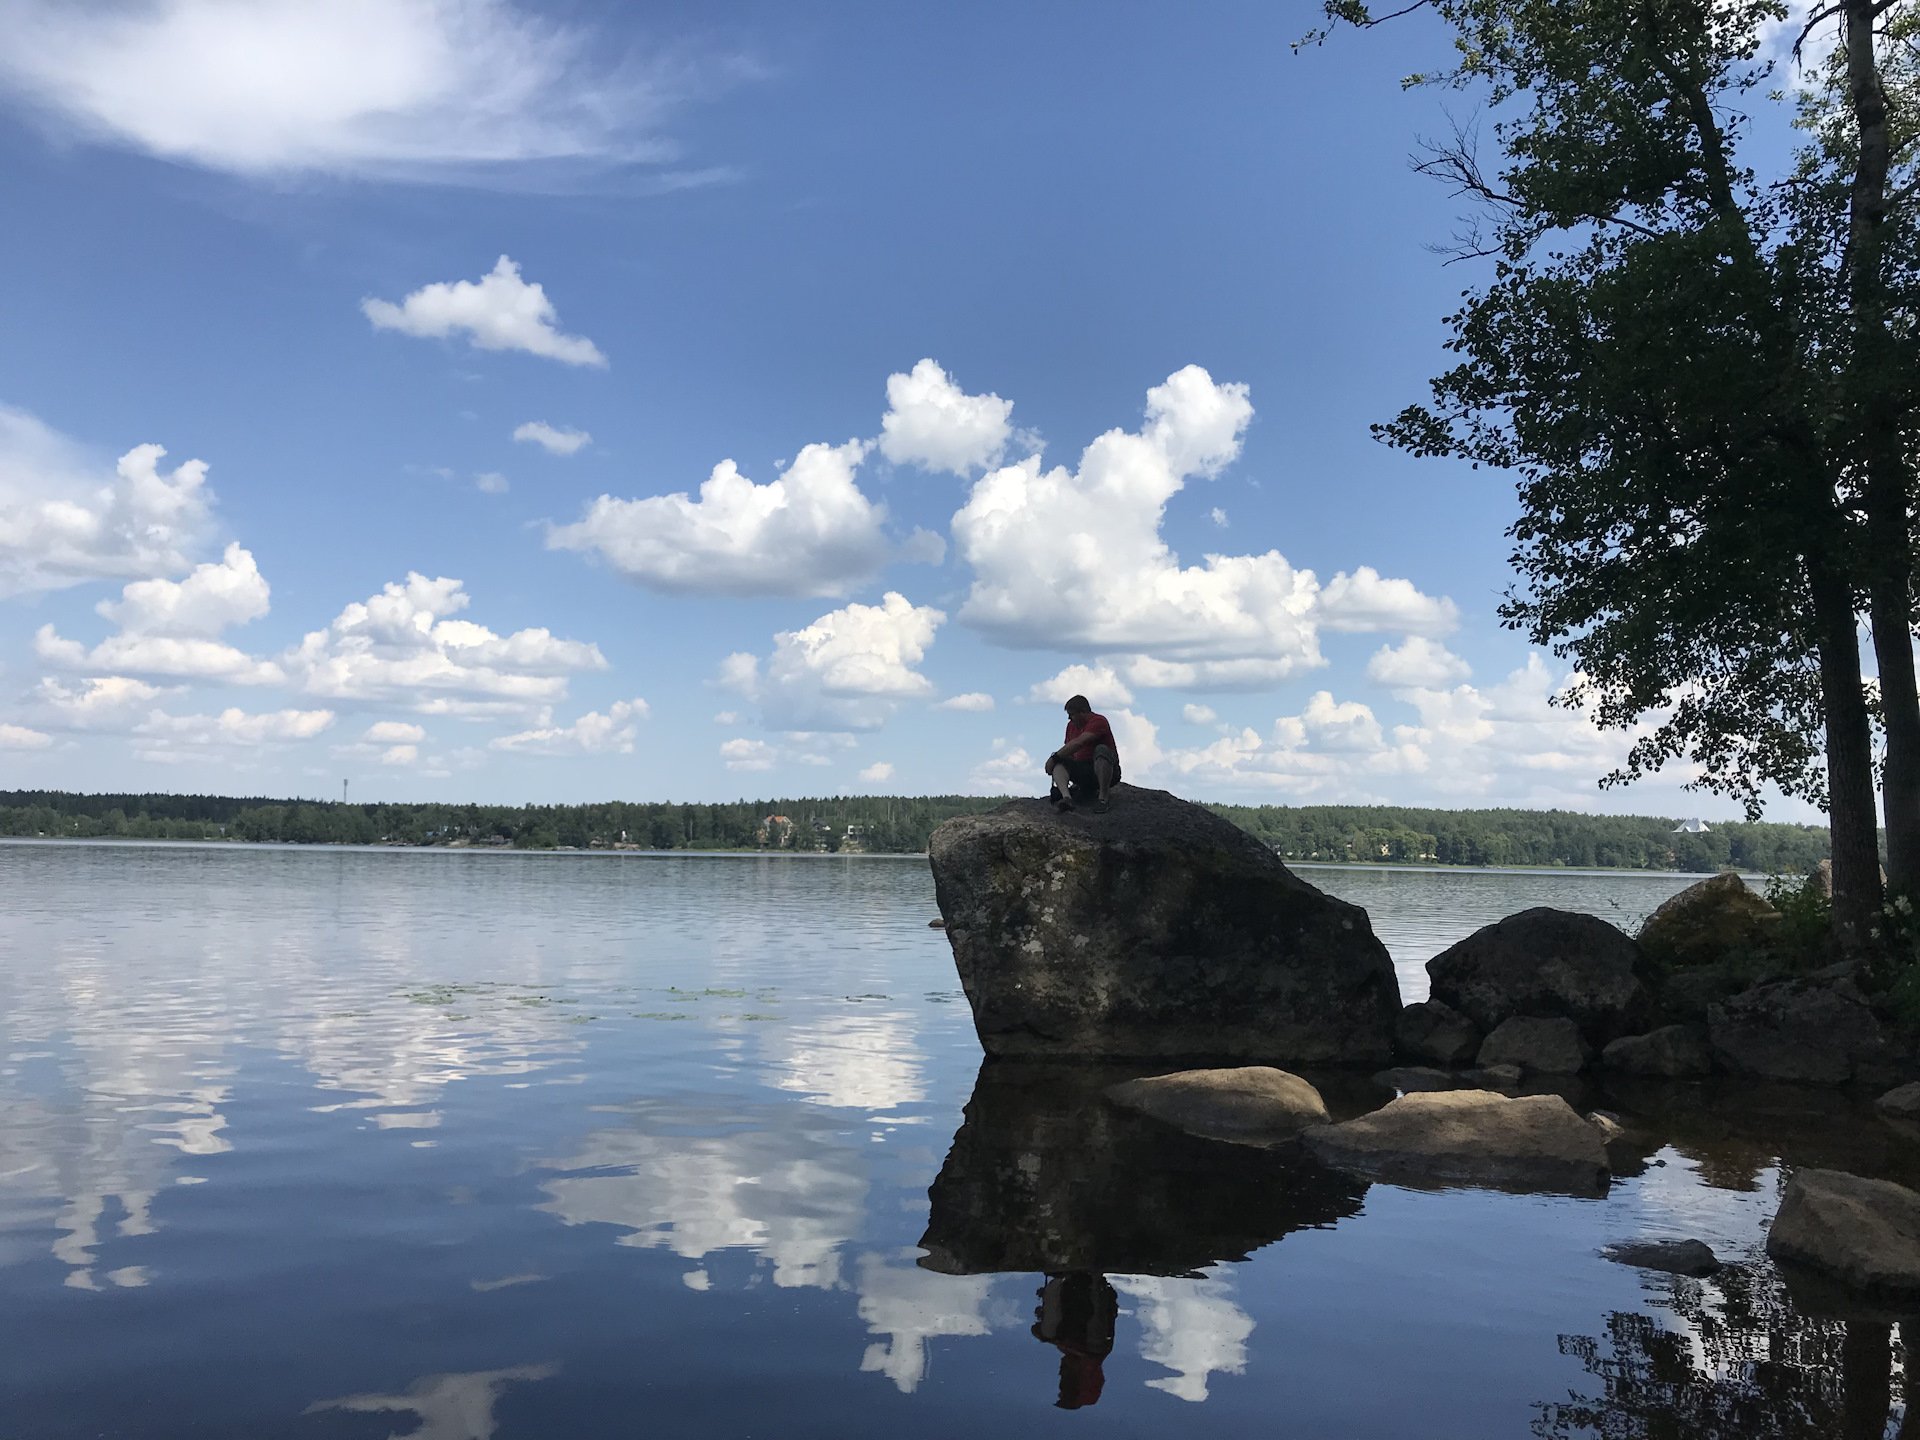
top-left (1637, 872), bottom-right (1780, 967)
top-left (1300, 1089), bottom-right (1609, 1195)
top-left (1476, 1016), bottom-right (1591, 1074)
top-left (1600, 1025), bottom-right (1712, 1078)
top-left (1602, 1239), bottom-right (1720, 1277)
top-left (1708, 976), bottom-right (1888, 1084)
top-left (1767, 1169), bottom-right (1920, 1298)
top-left (1105, 1066), bottom-right (1329, 1146)
top-left (1394, 1000), bottom-right (1481, 1067)
top-left (1877, 1082), bottom-right (1920, 1120)
top-left (1426, 908), bottom-right (1651, 1045)
top-left (927, 787), bottom-right (1399, 1063)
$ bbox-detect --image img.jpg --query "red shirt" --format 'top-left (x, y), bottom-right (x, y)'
top-left (1064, 712), bottom-right (1117, 763)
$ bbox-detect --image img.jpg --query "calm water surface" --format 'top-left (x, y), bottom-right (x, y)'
top-left (0, 842), bottom-right (1908, 1438)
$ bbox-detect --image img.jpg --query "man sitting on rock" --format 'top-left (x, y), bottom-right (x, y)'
top-left (1046, 694), bottom-right (1121, 813)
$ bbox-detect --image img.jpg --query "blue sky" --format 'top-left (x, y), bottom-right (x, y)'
top-left (0, 0), bottom-right (1826, 816)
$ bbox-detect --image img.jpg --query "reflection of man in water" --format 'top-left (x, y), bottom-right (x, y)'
top-left (1032, 1272), bottom-right (1117, 1409)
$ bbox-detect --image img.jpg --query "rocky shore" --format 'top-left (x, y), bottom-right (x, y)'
top-left (927, 788), bottom-right (1920, 1311)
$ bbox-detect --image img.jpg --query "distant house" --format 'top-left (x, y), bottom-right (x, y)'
top-left (1672, 818), bottom-right (1712, 834)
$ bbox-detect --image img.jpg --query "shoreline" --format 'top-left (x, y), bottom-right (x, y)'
top-left (0, 835), bottom-right (1769, 878)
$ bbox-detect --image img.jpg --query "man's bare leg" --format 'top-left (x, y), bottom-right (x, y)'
top-left (1050, 762), bottom-right (1076, 809)
top-left (1093, 751), bottom-right (1114, 807)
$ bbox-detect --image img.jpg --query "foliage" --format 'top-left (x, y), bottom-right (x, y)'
top-left (1761, 870), bottom-right (1833, 961)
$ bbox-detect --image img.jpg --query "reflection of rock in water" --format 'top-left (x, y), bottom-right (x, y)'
top-left (1536, 1261), bottom-right (1914, 1439)
top-left (918, 1060), bottom-right (1367, 1277)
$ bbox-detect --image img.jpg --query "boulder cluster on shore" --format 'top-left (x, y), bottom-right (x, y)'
top-left (926, 788), bottom-right (1920, 1307)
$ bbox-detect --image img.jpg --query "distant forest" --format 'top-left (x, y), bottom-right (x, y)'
top-left (0, 790), bottom-right (1831, 873)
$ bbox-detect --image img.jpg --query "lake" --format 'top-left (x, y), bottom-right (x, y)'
top-left (0, 841), bottom-right (1906, 1438)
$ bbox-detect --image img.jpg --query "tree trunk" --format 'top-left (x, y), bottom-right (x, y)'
top-left (1813, 556), bottom-right (1885, 945)
top-left (1842, 0), bottom-right (1919, 899)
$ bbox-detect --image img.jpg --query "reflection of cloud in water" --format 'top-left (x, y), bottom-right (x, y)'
top-left (855, 1250), bottom-right (999, 1393)
top-left (287, 993), bottom-right (585, 1116)
top-left (762, 1011), bottom-right (925, 1112)
top-left (1113, 1275), bottom-right (1254, 1402)
top-left (305, 1364), bottom-right (557, 1440)
top-left (536, 1099), bottom-right (868, 1291)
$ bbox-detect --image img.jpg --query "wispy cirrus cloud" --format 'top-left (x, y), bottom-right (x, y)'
top-left (0, 0), bottom-right (750, 185)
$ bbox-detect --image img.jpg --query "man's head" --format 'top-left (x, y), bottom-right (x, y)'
top-left (1064, 694), bottom-right (1090, 717)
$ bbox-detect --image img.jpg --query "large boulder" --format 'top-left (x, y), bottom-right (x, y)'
top-left (1476, 1016), bottom-right (1591, 1074)
top-left (1105, 1066), bottom-right (1329, 1146)
top-left (1601, 1024), bottom-right (1712, 1078)
top-left (1395, 1000), bottom-right (1481, 1067)
top-left (1766, 1168), bottom-right (1920, 1298)
top-left (1638, 872), bottom-right (1780, 968)
top-left (1300, 1089), bottom-right (1609, 1196)
top-left (1426, 908), bottom-right (1651, 1045)
top-left (1708, 976), bottom-right (1888, 1084)
top-left (928, 787), bottom-right (1401, 1063)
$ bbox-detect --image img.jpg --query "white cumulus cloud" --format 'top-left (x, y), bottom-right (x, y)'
top-left (35, 676), bottom-right (177, 730)
top-left (857, 761), bottom-right (894, 783)
top-left (0, 0), bottom-right (710, 182)
top-left (492, 698), bottom-right (648, 755)
top-left (0, 723), bottom-right (52, 750)
top-left (364, 720), bottom-right (427, 745)
top-left (950, 366), bottom-right (1456, 686)
top-left (1367, 635), bottom-right (1471, 690)
top-left (877, 359), bottom-right (1014, 475)
top-left (282, 573), bottom-right (605, 713)
top-left (364, 256), bottom-right (606, 367)
top-left (136, 707), bottom-right (335, 748)
top-left (0, 408), bottom-right (216, 599)
top-left (1027, 663), bottom-right (1134, 708)
top-left (721, 592), bottom-right (944, 730)
top-left (720, 737), bottom-right (776, 772)
top-left (36, 542), bottom-right (280, 684)
top-left (549, 440), bottom-right (938, 598)
top-left (1182, 703), bottom-right (1219, 726)
top-left (513, 421), bottom-right (591, 456)
top-left (934, 692), bottom-right (994, 713)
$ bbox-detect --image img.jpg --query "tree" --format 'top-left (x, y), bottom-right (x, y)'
top-left (1315, 0), bottom-right (1919, 943)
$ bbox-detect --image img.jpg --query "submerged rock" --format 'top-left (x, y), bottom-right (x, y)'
top-left (1877, 1082), bottom-right (1920, 1120)
top-left (1477, 1016), bottom-right (1591, 1075)
top-left (1767, 1168), bottom-right (1920, 1298)
top-left (1104, 1066), bottom-right (1329, 1146)
top-left (1708, 977), bottom-right (1887, 1085)
top-left (1426, 908), bottom-right (1651, 1045)
top-left (1300, 1089), bottom-right (1609, 1196)
top-left (1395, 1000), bottom-right (1481, 1067)
top-left (1602, 1238), bottom-right (1720, 1277)
top-left (1601, 1025), bottom-right (1712, 1078)
top-left (1637, 872), bottom-right (1780, 968)
top-left (927, 787), bottom-right (1400, 1063)
top-left (919, 1060), bottom-right (1368, 1277)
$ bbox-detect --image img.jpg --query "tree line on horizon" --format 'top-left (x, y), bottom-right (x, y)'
top-left (0, 789), bottom-right (1828, 871)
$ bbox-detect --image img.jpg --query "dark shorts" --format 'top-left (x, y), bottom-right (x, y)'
top-left (1057, 747), bottom-right (1119, 800)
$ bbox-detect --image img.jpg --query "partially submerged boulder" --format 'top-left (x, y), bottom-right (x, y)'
top-left (1877, 1082), bottom-right (1920, 1120)
top-left (1602, 1239), bottom-right (1720, 1277)
top-left (1601, 1024), bottom-right (1712, 1078)
top-left (1395, 1000), bottom-right (1481, 1067)
top-left (1300, 1089), bottom-right (1609, 1196)
top-left (1426, 908), bottom-right (1651, 1045)
top-left (1767, 1168), bottom-right (1920, 1298)
top-left (1105, 1066), bottom-right (1329, 1146)
top-left (1638, 872), bottom-right (1780, 968)
top-left (928, 787), bottom-right (1400, 1063)
top-left (1708, 976), bottom-right (1888, 1085)
top-left (1477, 1016), bottom-right (1591, 1074)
